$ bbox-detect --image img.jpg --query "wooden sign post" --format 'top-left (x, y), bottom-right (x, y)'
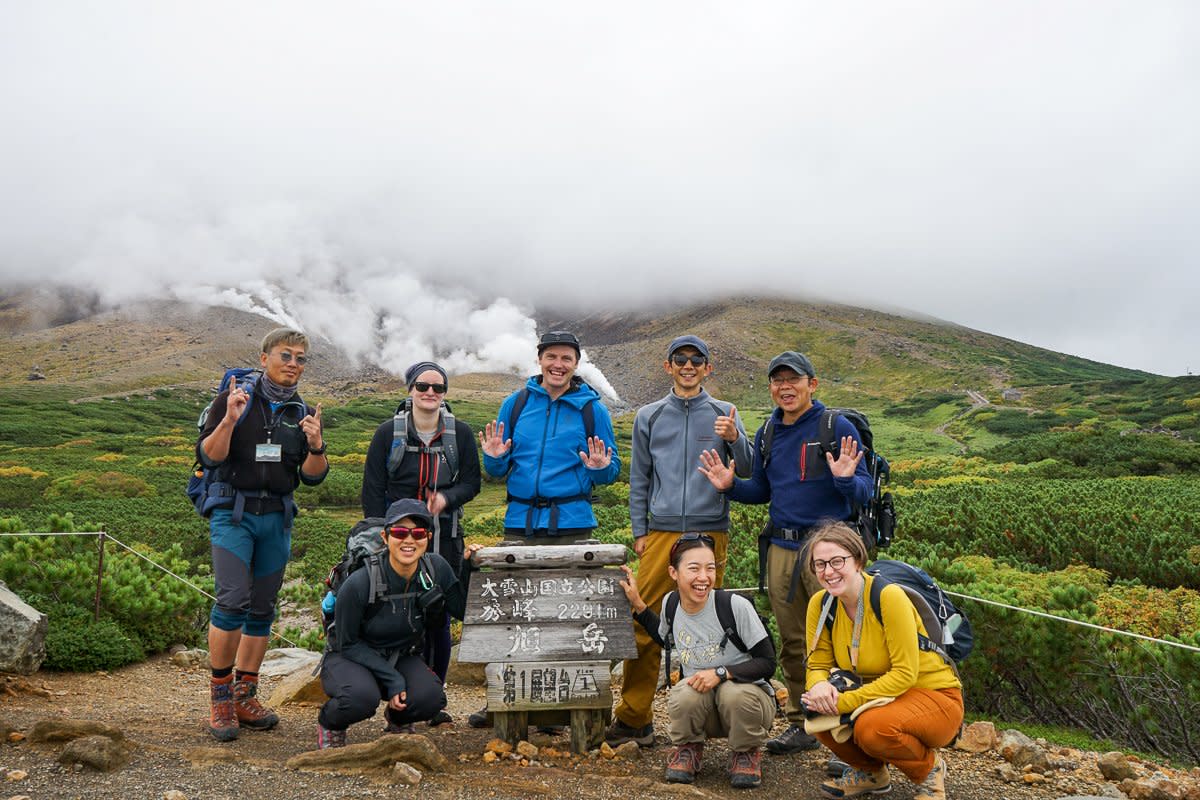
top-left (459, 542), bottom-right (637, 753)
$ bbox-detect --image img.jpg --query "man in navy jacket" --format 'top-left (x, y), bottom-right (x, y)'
top-left (700, 350), bottom-right (871, 756)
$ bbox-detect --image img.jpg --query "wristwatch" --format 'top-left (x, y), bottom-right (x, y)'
top-left (715, 666), bottom-right (729, 683)
top-left (309, 442), bottom-right (327, 456)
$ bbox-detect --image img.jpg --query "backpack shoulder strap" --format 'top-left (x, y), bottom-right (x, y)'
top-left (662, 590), bottom-right (679, 686)
top-left (439, 406), bottom-right (460, 479)
top-left (758, 418), bottom-right (775, 468)
top-left (807, 589), bottom-right (837, 661)
top-left (388, 400), bottom-right (412, 475)
top-left (365, 553), bottom-right (388, 606)
top-left (869, 573), bottom-right (886, 624)
top-left (714, 590), bottom-right (747, 653)
top-left (506, 388), bottom-right (532, 440)
top-left (819, 408), bottom-right (839, 458)
top-left (581, 397), bottom-right (596, 440)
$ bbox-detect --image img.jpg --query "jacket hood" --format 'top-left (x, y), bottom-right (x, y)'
top-left (525, 375), bottom-right (602, 410)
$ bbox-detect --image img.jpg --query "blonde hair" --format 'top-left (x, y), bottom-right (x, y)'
top-left (807, 520), bottom-right (868, 573)
top-left (261, 328), bottom-right (309, 354)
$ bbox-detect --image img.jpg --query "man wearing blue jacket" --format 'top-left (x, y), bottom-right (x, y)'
top-left (699, 351), bottom-right (872, 756)
top-left (479, 330), bottom-right (620, 541)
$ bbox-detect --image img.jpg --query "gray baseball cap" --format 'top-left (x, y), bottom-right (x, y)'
top-left (768, 351), bottom-right (816, 379)
top-left (667, 335), bottom-right (711, 360)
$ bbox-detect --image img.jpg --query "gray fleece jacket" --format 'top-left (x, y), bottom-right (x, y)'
top-left (629, 388), bottom-right (752, 537)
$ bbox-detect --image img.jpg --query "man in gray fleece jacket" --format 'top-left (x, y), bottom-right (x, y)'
top-left (607, 334), bottom-right (752, 747)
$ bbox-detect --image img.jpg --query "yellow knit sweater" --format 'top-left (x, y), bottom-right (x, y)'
top-left (805, 573), bottom-right (961, 713)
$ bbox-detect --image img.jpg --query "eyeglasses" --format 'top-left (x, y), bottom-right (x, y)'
top-left (669, 532), bottom-right (716, 563)
top-left (769, 373), bottom-right (805, 387)
top-left (386, 526), bottom-right (429, 541)
top-left (671, 354), bottom-right (708, 367)
top-left (412, 382), bottom-right (447, 394)
top-left (276, 352), bottom-right (308, 365)
top-left (811, 555), bottom-right (850, 573)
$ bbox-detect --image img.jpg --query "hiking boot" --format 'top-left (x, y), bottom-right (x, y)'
top-left (664, 742), bottom-right (703, 784)
top-left (467, 707), bottom-right (489, 728)
top-left (729, 749), bottom-right (763, 789)
top-left (208, 676), bottom-right (239, 742)
top-left (766, 724), bottom-right (820, 755)
top-left (820, 764), bottom-right (891, 798)
top-left (385, 721), bottom-right (417, 734)
top-left (428, 709), bottom-right (454, 727)
top-left (232, 677), bottom-right (279, 731)
top-left (913, 754), bottom-right (946, 800)
top-left (316, 724), bottom-right (347, 750)
top-left (604, 718), bottom-right (655, 747)
top-left (826, 756), bottom-right (852, 777)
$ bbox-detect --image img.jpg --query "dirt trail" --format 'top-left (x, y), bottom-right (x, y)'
top-left (0, 657), bottom-right (1077, 800)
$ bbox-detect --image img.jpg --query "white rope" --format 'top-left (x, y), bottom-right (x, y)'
top-left (0, 531), bottom-right (299, 648)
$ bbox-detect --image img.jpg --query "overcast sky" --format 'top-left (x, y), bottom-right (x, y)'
top-left (1, 2), bottom-right (1197, 377)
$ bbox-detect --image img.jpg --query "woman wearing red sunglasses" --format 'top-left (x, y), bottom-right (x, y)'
top-left (316, 498), bottom-right (483, 748)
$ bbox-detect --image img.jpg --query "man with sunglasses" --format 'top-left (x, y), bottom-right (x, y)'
top-left (361, 361), bottom-right (481, 718)
top-left (195, 328), bottom-right (328, 742)
top-left (699, 350), bottom-right (872, 757)
top-left (607, 334), bottom-right (751, 748)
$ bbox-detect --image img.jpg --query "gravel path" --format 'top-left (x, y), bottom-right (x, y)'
top-left (1, 657), bottom-right (1076, 800)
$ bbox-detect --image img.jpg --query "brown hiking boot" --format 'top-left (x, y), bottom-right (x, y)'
top-left (664, 742), bottom-right (704, 784)
top-left (233, 677), bottom-right (279, 730)
top-left (208, 676), bottom-right (239, 742)
top-left (730, 749), bottom-right (763, 789)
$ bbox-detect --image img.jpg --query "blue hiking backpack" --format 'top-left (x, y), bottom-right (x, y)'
top-left (186, 367), bottom-right (308, 518)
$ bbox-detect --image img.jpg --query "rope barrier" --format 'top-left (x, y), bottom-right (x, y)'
top-left (5, 530), bottom-right (1198, 655)
top-left (0, 531), bottom-right (299, 648)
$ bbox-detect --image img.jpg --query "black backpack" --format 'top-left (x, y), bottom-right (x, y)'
top-left (814, 559), bottom-right (974, 664)
top-left (759, 407), bottom-right (896, 550)
top-left (320, 517), bottom-right (443, 652)
top-left (186, 367), bottom-right (308, 518)
top-left (661, 589), bottom-right (752, 686)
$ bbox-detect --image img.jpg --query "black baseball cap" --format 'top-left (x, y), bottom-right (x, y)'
top-left (383, 498), bottom-right (435, 528)
top-left (667, 335), bottom-right (711, 361)
top-left (537, 330), bottom-right (581, 356)
top-left (768, 351), bottom-right (816, 379)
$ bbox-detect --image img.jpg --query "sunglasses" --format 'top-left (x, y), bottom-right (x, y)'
top-left (671, 353), bottom-right (708, 367)
top-left (669, 531), bottom-right (716, 563)
top-left (276, 351), bottom-right (308, 365)
top-left (412, 381), bottom-right (447, 394)
top-left (386, 526), bottom-right (429, 541)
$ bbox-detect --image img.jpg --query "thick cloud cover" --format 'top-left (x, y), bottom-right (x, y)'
top-left (1, 2), bottom-right (1197, 376)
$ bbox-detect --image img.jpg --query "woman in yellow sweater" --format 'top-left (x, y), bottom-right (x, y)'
top-left (801, 523), bottom-right (962, 800)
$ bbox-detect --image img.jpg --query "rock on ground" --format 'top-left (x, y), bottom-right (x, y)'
top-left (28, 719), bottom-right (125, 743)
top-left (57, 734), bottom-right (130, 772)
top-left (0, 582), bottom-right (47, 675)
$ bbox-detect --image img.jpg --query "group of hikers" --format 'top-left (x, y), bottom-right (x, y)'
top-left (192, 327), bottom-right (961, 799)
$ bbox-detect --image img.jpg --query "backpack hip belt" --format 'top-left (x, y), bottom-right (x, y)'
top-left (203, 482), bottom-right (295, 529)
top-left (506, 491), bottom-right (591, 536)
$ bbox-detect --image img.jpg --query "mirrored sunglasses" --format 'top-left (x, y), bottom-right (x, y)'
top-left (386, 526), bottom-right (429, 541)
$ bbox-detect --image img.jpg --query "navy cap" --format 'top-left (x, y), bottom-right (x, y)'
top-left (405, 361), bottom-right (448, 390)
top-left (667, 335), bottom-right (711, 361)
top-left (537, 330), bottom-right (581, 355)
top-left (383, 498), bottom-right (435, 528)
top-left (768, 351), bottom-right (816, 379)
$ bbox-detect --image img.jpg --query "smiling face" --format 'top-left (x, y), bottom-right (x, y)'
top-left (261, 342), bottom-right (307, 387)
top-left (538, 344), bottom-right (578, 398)
top-left (409, 368), bottom-right (446, 413)
top-left (668, 544), bottom-right (718, 611)
top-left (769, 367), bottom-right (817, 423)
top-left (381, 515), bottom-right (430, 574)
top-left (664, 346), bottom-right (712, 398)
top-left (810, 540), bottom-right (862, 600)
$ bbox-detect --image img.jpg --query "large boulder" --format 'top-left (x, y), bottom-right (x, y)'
top-left (0, 582), bottom-right (47, 675)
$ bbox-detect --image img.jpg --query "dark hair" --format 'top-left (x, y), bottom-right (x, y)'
top-left (806, 521), bottom-right (868, 572)
top-left (669, 532), bottom-right (716, 568)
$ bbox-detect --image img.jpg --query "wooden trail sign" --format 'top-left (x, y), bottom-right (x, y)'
top-left (459, 541), bottom-right (636, 752)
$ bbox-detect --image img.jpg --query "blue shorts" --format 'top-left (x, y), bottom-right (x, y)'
top-left (209, 509), bottom-right (291, 636)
